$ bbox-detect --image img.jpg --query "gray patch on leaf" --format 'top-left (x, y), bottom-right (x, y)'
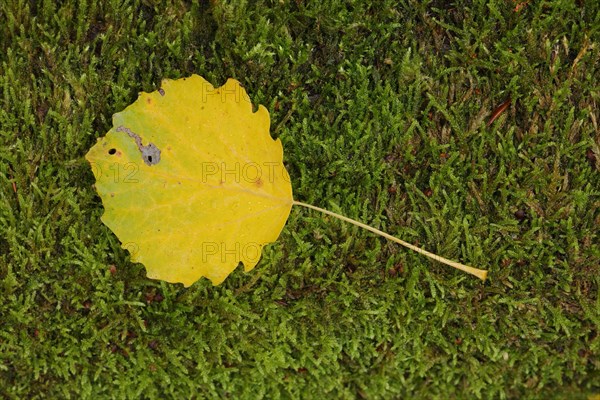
top-left (141, 143), bottom-right (161, 165)
top-left (116, 125), bottom-right (161, 166)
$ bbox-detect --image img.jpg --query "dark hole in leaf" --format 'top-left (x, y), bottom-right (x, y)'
top-left (108, 148), bottom-right (116, 155)
top-left (147, 156), bottom-right (153, 163)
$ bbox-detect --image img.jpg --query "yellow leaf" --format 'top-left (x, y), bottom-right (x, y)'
top-left (87, 74), bottom-right (488, 287)
top-left (86, 76), bottom-right (293, 286)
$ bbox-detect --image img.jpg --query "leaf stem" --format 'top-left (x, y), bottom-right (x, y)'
top-left (292, 200), bottom-right (488, 281)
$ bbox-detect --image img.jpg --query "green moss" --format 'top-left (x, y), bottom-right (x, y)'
top-left (0, 0), bottom-right (598, 398)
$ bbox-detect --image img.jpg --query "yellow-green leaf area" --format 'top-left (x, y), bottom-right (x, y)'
top-left (86, 75), bottom-right (293, 286)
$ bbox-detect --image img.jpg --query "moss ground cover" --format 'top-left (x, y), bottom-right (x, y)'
top-left (0, 1), bottom-right (598, 398)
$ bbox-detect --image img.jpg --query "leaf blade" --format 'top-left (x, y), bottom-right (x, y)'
top-left (86, 75), bottom-right (293, 286)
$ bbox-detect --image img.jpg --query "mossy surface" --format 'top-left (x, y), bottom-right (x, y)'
top-left (0, 1), bottom-right (598, 398)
